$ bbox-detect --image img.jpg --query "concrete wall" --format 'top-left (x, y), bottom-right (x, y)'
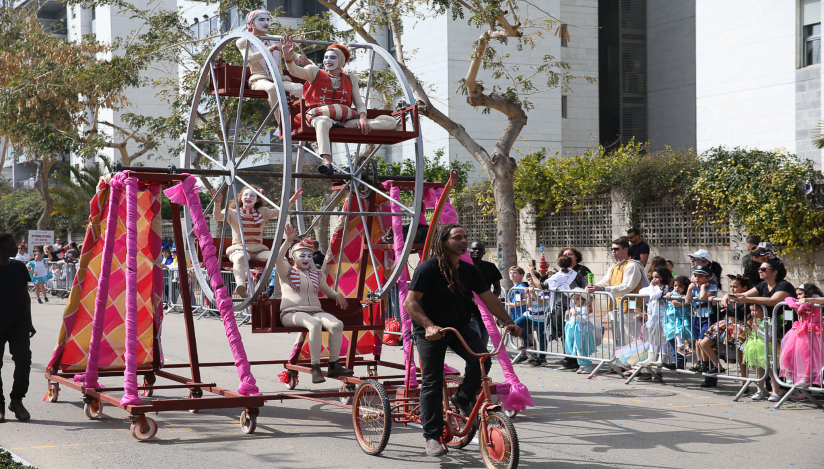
top-left (695, 0), bottom-right (798, 154)
top-left (647, 0), bottom-right (696, 150)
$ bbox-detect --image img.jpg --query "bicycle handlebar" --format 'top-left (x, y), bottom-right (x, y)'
top-left (438, 325), bottom-right (516, 358)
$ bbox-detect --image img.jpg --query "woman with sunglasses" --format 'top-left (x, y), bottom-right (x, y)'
top-left (722, 257), bottom-right (795, 401)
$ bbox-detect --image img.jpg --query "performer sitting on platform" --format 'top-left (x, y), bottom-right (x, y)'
top-left (277, 224), bottom-right (354, 383)
top-left (281, 35), bottom-right (397, 175)
top-left (237, 10), bottom-right (309, 110)
top-left (213, 186), bottom-right (302, 298)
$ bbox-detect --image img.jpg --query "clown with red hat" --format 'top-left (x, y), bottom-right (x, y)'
top-left (280, 35), bottom-right (398, 176)
top-left (276, 224), bottom-right (353, 383)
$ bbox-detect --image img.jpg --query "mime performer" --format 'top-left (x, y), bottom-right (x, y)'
top-left (237, 10), bottom-right (308, 110)
top-left (281, 35), bottom-right (397, 175)
top-left (276, 224), bottom-right (354, 383)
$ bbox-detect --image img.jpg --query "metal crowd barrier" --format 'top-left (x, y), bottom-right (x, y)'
top-left (163, 267), bottom-right (251, 322)
top-left (505, 285), bottom-right (621, 377)
top-left (619, 294), bottom-right (770, 398)
top-left (46, 260), bottom-right (75, 298)
top-left (769, 301), bottom-right (824, 410)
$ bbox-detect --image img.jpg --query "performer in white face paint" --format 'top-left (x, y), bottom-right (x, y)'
top-left (277, 224), bottom-right (354, 383)
top-left (213, 185), bottom-right (302, 298)
top-left (281, 35), bottom-right (398, 175)
top-left (236, 10), bottom-right (308, 110)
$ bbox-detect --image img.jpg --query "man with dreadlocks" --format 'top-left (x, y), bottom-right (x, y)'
top-left (404, 224), bottom-right (522, 456)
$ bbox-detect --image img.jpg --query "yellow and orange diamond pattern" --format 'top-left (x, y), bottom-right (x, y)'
top-left (48, 179), bottom-right (164, 373)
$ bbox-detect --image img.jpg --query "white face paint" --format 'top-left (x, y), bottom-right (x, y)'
top-left (297, 251), bottom-right (313, 270)
top-left (251, 14), bottom-right (270, 34)
top-left (323, 50), bottom-right (339, 71)
top-left (241, 188), bottom-right (258, 209)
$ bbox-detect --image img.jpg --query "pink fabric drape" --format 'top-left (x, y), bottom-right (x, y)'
top-left (80, 175), bottom-right (126, 390)
top-left (164, 176), bottom-right (260, 396)
top-left (120, 174), bottom-right (141, 406)
top-left (388, 184), bottom-right (418, 387)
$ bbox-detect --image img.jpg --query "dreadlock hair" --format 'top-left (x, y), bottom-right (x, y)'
top-left (431, 223), bottom-right (466, 297)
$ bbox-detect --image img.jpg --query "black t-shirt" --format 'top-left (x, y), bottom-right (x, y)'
top-left (628, 241), bottom-right (650, 261)
top-left (573, 264), bottom-right (592, 285)
top-left (473, 259), bottom-right (502, 289)
top-left (755, 280), bottom-right (796, 299)
top-left (0, 260), bottom-right (33, 329)
top-left (409, 258), bottom-right (490, 332)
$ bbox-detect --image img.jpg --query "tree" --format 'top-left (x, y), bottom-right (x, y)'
top-left (0, 5), bottom-right (135, 229)
top-left (317, 0), bottom-right (593, 287)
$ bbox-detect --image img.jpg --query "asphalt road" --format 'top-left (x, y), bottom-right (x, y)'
top-left (2, 298), bottom-right (823, 468)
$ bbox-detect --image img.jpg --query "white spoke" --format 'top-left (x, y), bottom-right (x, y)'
top-left (187, 141), bottom-right (227, 170)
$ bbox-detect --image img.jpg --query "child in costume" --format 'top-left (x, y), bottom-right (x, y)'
top-left (276, 224), bottom-right (353, 383)
top-left (664, 275), bottom-right (692, 369)
top-left (26, 251), bottom-right (49, 304)
top-left (281, 35), bottom-right (397, 175)
top-left (213, 186), bottom-right (301, 298)
top-left (237, 10), bottom-right (307, 110)
top-left (779, 283), bottom-right (823, 387)
top-left (564, 288), bottom-right (597, 374)
top-left (741, 304), bottom-right (782, 401)
top-left (686, 264), bottom-right (718, 373)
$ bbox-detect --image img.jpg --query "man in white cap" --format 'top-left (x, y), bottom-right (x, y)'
top-left (281, 35), bottom-right (398, 175)
top-left (276, 224), bottom-right (353, 384)
top-left (688, 249), bottom-right (719, 286)
top-left (237, 10), bottom-right (307, 110)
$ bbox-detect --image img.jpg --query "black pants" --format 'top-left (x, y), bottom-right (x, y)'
top-left (0, 323), bottom-right (32, 404)
top-left (415, 322), bottom-right (491, 440)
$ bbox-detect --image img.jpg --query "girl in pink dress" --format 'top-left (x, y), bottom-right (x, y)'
top-left (779, 283), bottom-right (823, 386)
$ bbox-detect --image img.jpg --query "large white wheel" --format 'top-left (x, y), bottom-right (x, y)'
top-left (181, 36), bottom-right (424, 308)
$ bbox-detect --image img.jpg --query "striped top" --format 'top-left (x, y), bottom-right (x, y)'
top-left (214, 205), bottom-right (279, 250)
top-left (239, 208), bottom-right (265, 245)
top-left (288, 267), bottom-right (320, 293)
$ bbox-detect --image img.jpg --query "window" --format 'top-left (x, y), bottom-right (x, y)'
top-left (560, 23), bottom-right (568, 47)
top-left (804, 0), bottom-right (821, 66)
top-left (561, 95), bottom-right (568, 118)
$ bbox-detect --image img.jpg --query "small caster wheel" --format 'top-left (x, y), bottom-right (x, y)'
top-left (339, 383), bottom-right (356, 405)
top-left (47, 382), bottom-right (59, 403)
top-left (130, 416), bottom-right (158, 440)
top-left (240, 410), bottom-right (257, 434)
top-left (285, 373), bottom-right (298, 390)
top-left (84, 399), bottom-right (103, 419)
top-left (188, 389), bottom-right (202, 413)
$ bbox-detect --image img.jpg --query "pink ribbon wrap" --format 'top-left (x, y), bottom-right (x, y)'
top-left (388, 184), bottom-right (418, 387)
top-left (164, 176), bottom-right (260, 396)
top-left (80, 175), bottom-right (126, 390)
top-left (120, 174), bottom-right (141, 406)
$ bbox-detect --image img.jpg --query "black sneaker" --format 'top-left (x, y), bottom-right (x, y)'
top-left (559, 362), bottom-right (579, 371)
top-left (317, 163), bottom-right (334, 175)
top-left (530, 360), bottom-right (546, 367)
top-left (512, 354), bottom-right (528, 364)
top-left (700, 378), bottom-right (718, 388)
top-left (44, 296), bottom-right (49, 302)
top-left (449, 394), bottom-right (473, 418)
top-left (37, 298), bottom-right (43, 304)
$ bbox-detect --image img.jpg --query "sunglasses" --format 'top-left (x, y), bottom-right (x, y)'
top-left (758, 267), bottom-right (774, 272)
top-left (610, 247), bottom-right (621, 251)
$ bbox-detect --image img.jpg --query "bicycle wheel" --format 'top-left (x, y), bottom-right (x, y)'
top-left (480, 410), bottom-right (519, 469)
top-left (445, 375), bottom-right (476, 449)
top-left (352, 379), bottom-right (392, 455)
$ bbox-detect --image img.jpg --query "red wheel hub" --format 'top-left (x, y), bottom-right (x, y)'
top-left (487, 427), bottom-right (506, 461)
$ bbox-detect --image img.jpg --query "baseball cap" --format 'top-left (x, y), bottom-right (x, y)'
top-left (693, 264), bottom-right (712, 277)
top-left (688, 249), bottom-right (712, 263)
top-left (752, 242), bottom-right (774, 257)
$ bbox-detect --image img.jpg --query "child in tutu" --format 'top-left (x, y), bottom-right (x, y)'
top-left (779, 283), bottom-right (823, 387)
top-left (741, 303), bottom-right (782, 401)
top-left (564, 289), bottom-right (597, 374)
top-left (664, 276), bottom-right (692, 369)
